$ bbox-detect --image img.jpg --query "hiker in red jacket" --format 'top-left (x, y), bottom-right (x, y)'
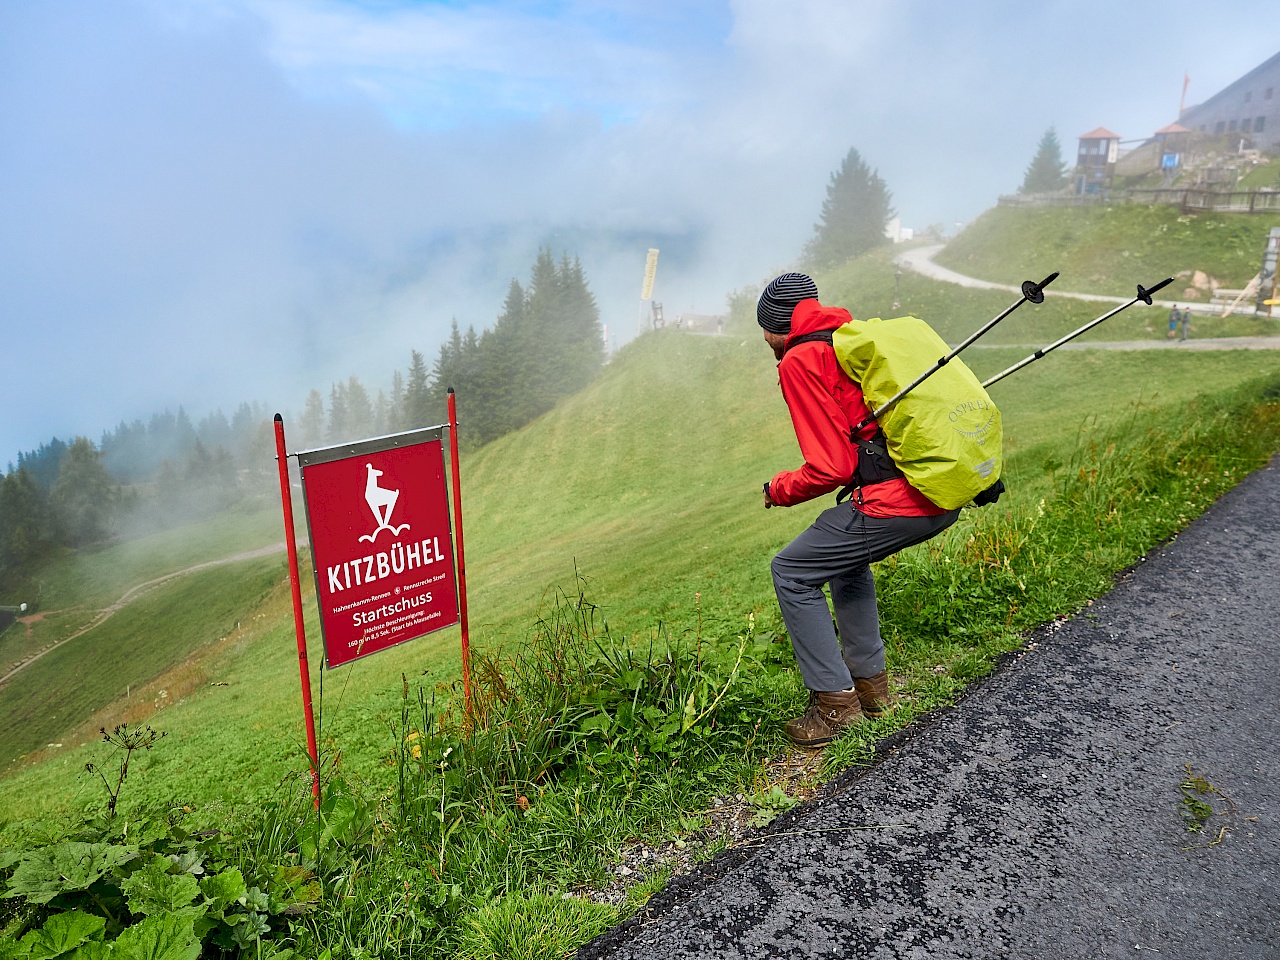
top-left (759, 273), bottom-right (960, 747)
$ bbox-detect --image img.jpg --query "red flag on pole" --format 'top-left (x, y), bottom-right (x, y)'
top-left (1180, 73), bottom-right (1190, 116)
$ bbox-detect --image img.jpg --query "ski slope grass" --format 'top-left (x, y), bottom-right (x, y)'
top-left (1, 327), bottom-right (1278, 819)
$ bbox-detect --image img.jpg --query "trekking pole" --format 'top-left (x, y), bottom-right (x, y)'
top-left (853, 272), bottom-right (1059, 431)
top-left (981, 277), bottom-right (1174, 389)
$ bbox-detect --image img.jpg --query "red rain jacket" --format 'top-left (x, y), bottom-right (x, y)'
top-left (767, 300), bottom-right (946, 518)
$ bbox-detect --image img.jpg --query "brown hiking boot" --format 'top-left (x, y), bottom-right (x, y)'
top-left (784, 689), bottom-right (864, 747)
top-left (853, 671), bottom-right (895, 719)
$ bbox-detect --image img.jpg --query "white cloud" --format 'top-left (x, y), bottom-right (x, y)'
top-left (3, 0), bottom-right (1280, 460)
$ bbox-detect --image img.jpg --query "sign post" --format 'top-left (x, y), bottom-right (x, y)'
top-left (273, 415), bottom-right (321, 807)
top-left (447, 388), bottom-right (472, 718)
top-left (274, 408), bottom-right (474, 799)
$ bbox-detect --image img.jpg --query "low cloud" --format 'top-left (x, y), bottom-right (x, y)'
top-left (1, 0), bottom-right (1277, 461)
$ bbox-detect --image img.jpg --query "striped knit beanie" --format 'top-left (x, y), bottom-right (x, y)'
top-left (757, 273), bottom-right (818, 333)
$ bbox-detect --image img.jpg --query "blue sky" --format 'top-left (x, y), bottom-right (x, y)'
top-left (1, 0), bottom-right (1277, 463)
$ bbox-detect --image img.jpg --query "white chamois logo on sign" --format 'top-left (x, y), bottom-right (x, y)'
top-left (359, 463), bottom-right (411, 543)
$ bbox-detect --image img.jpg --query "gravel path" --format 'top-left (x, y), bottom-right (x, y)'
top-left (582, 454), bottom-right (1280, 959)
top-left (897, 243), bottom-right (1274, 322)
top-left (968, 336), bottom-right (1280, 352)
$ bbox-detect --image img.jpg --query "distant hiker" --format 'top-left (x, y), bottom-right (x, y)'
top-left (758, 273), bottom-right (961, 748)
top-left (1168, 305), bottom-right (1181, 339)
top-left (1180, 307), bottom-right (1191, 342)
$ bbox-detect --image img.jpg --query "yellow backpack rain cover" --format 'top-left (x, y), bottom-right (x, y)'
top-left (832, 316), bottom-right (1001, 510)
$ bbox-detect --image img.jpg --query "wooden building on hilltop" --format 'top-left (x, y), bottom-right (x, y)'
top-left (1075, 127), bottom-right (1121, 194)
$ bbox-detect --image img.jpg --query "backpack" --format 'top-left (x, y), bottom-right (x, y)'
top-left (831, 316), bottom-right (1003, 510)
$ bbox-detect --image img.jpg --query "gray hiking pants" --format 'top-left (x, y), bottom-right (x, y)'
top-left (771, 503), bottom-right (960, 692)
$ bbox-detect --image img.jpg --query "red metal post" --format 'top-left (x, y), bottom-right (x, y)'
top-left (273, 414), bottom-right (321, 808)
top-left (446, 389), bottom-right (472, 718)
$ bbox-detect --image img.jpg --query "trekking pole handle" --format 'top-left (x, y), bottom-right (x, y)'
top-left (854, 270), bottom-right (1059, 431)
top-left (944, 271), bottom-right (1059, 360)
top-left (982, 277), bottom-right (1175, 389)
top-left (1137, 277), bottom-right (1174, 304)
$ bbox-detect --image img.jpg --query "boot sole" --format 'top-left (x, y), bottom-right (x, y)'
top-left (787, 733), bottom-right (836, 748)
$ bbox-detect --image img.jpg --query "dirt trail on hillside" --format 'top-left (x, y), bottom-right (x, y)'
top-left (0, 542), bottom-right (297, 688)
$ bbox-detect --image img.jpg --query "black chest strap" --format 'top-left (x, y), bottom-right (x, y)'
top-left (783, 329), bottom-right (834, 352)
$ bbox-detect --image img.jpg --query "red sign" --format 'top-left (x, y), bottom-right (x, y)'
top-left (300, 439), bottom-right (459, 668)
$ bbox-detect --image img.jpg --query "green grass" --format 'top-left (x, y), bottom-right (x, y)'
top-left (936, 205), bottom-right (1277, 297)
top-left (57, 368), bottom-right (1278, 959)
top-left (0, 557), bottom-right (284, 765)
top-left (1236, 162), bottom-right (1280, 191)
top-left (0, 610), bottom-right (99, 676)
top-left (459, 892), bottom-right (618, 959)
top-left (19, 500), bottom-right (282, 613)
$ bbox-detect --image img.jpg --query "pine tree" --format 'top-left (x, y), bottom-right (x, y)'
top-left (479, 280), bottom-right (529, 440)
top-left (230, 403), bottom-right (263, 464)
top-left (327, 381), bottom-right (349, 442)
top-left (174, 407), bottom-right (198, 456)
top-left (404, 350), bottom-right (431, 429)
top-left (804, 147), bottom-right (894, 269)
top-left (557, 254), bottom-right (604, 391)
top-left (0, 468), bottom-right (55, 570)
top-left (1019, 128), bottom-right (1069, 194)
top-left (299, 390), bottom-right (326, 447)
top-left (197, 410), bottom-right (231, 452)
top-left (388, 371), bottom-right (405, 431)
top-left (51, 438), bottom-right (119, 546)
top-left (346, 375), bottom-right (374, 438)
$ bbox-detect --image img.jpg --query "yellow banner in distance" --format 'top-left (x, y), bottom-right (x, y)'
top-left (641, 248), bottom-right (659, 300)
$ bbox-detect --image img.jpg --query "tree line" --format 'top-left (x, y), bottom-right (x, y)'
top-left (0, 249), bottom-right (603, 586)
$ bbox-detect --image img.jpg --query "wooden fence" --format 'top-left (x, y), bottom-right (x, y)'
top-left (999, 189), bottom-right (1280, 214)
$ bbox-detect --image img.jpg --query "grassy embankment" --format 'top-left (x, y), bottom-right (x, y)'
top-left (3, 206), bottom-right (1280, 956)
top-left (1237, 162), bottom-right (1280, 190)
top-left (937, 204), bottom-right (1280, 335)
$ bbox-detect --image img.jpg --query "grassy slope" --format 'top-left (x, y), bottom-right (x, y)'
top-left (825, 244), bottom-right (1279, 344)
top-left (3, 201), bottom-right (1280, 818)
top-left (935, 204), bottom-right (1278, 299)
top-left (1, 326), bottom-right (1278, 817)
top-left (34, 502), bottom-right (283, 609)
top-left (0, 558), bottom-right (284, 762)
top-left (1237, 162), bottom-right (1280, 190)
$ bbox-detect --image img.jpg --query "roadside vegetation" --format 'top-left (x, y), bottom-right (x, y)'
top-left (4, 199), bottom-right (1280, 957)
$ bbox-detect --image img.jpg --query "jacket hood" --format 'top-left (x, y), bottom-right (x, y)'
top-left (784, 299), bottom-right (852, 346)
